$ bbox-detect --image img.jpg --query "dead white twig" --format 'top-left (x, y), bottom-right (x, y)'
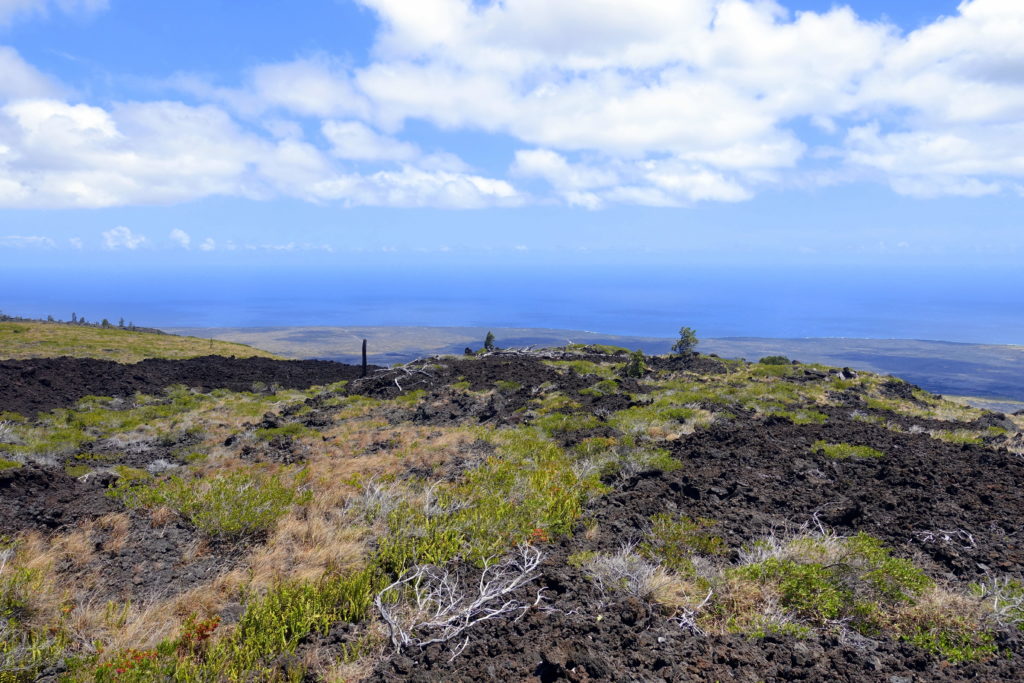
top-left (913, 529), bottom-right (977, 549)
top-left (375, 545), bottom-right (545, 654)
top-left (669, 588), bottom-right (713, 635)
top-left (977, 577), bottom-right (1024, 629)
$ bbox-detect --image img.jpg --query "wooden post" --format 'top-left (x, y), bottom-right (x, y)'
top-left (361, 339), bottom-right (368, 377)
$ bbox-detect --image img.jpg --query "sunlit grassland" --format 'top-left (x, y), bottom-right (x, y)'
top-left (0, 322), bottom-right (280, 363)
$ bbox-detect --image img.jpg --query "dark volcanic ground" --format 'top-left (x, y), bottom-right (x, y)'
top-left (0, 355), bottom-right (375, 417)
top-left (2, 352), bottom-right (1024, 681)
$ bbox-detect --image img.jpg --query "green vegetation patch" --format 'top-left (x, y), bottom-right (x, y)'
top-left (930, 429), bottom-right (983, 446)
top-left (732, 532), bottom-right (933, 633)
top-left (812, 440), bottom-right (884, 460)
top-left (580, 379), bottom-right (620, 397)
top-left (253, 422), bottom-right (315, 441)
top-left (533, 412), bottom-right (601, 437)
top-left (110, 468), bottom-right (311, 539)
top-left (566, 343), bottom-right (630, 355)
top-left (641, 513), bottom-right (725, 575)
top-left (376, 427), bottom-right (604, 570)
top-left (543, 359), bottom-right (622, 379)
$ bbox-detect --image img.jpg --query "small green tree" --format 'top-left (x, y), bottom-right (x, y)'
top-left (621, 350), bottom-right (647, 378)
top-left (672, 326), bottom-right (698, 355)
top-left (483, 331), bottom-right (496, 352)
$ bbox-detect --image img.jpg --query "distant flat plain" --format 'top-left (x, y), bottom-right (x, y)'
top-left (164, 326), bottom-right (1024, 407)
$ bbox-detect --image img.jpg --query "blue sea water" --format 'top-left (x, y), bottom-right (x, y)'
top-left (3, 264), bottom-right (1023, 345)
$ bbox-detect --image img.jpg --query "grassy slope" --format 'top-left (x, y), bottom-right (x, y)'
top-left (0, 322), bottom-right (281, 363)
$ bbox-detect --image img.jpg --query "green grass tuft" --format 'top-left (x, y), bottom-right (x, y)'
top-left (812, 440), bottom-right (884, 459)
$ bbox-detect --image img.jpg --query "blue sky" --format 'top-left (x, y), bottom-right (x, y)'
top-left (0, 0), bottom-right (1021, 269)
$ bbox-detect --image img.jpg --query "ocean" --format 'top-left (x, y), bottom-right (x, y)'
top-left (4, 263), bottom-right (1023, 345)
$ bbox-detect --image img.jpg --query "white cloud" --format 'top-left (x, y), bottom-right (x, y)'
top-left (3, 1), bottom-right (1024, 207)
top-left (512, 148), bottom-right (749, 206)
top-left (199, 237), bottom-right (216, 251)
top-left (175, 55), bottom-right (370, 120)
top-left (0, 0), bottom-right (108, 25)
top-left (322, 120), bottom-right (418, 161)
top-left (68, 236), bottom-right (82, 249)
top-left (0, 96), bottom-right (518, 209)
top-left (0, 234), bottom-right (55, 247)
top-left (169, 228), bottom-right (191, 249)
top-left (309, 167), bottom-right (520, 208)
top-left (844, 121), bottom-right (1024, 196)
top-left (0, 47), bottom-right (66, 101)
top-left (102, 226), bottom-right (146, 250)
top-left (512, 149), bottom-right (617, 191)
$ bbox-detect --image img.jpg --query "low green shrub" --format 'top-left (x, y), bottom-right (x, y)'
top-left (110, 468), bottom-right (311, 539)
top-left (903, 620), bottom-right (997, 664)
top-left (533, 412), bottom-right (601, 437)
top-left (759, 356), bottom-right (791, 365)
top-left (620, 350), bottom-right (647, 378)
top-left (253, 422), bottom-right (314, 441)
top-left (641, 513), bottom-right (725, 574)
top-left (931, 430), bottom-right (983, 445)
top-left (732, 532), bottom-right (934, 634)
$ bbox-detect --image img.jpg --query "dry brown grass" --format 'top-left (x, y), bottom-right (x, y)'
top-left (149, 505), bottom-right (177, 528)
top-left (892, 585), bottom-right (985, 633)
top-left (245, 508), bottom-right (368, 589)
top-left (95, 512), bottom-right (131, 552)
top-left (700, 574), bottom-right (775, 635)
top-left (646, 569), bottom-right (702, 610)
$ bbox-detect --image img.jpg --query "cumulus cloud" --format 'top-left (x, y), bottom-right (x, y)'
top-left (351, 0), bottom-right (1024, 200)
top-left (0, 234), bottom-right (55, 247)
top-left (0, 95), bottom-right (514, 208)
top-left (199, 237), bottom-right (216, 251)
top-left (169, 228), bottom-right (191, 248)
top-left (102, 226), bottom-right (147, 250)
top-left (844, 121), bottom-right (1024, 196)
top-left (322, 120), bottom-right (418, 161)
top-left (3, 1), bottom-right (1024, 207)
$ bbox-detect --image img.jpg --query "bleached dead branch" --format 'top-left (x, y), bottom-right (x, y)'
top-left (669, 588), bottom-right (713, 636)
top-left (584, 544), bottom-right (659, 600)
top-left (976, 577), bottom-right (1024, 629)
top-left (375, 545), bottom-right (544, 653)
top-left (0, 421), bottom-right (19, 445)
top-left (913, 529), bottom-right (977, 549)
